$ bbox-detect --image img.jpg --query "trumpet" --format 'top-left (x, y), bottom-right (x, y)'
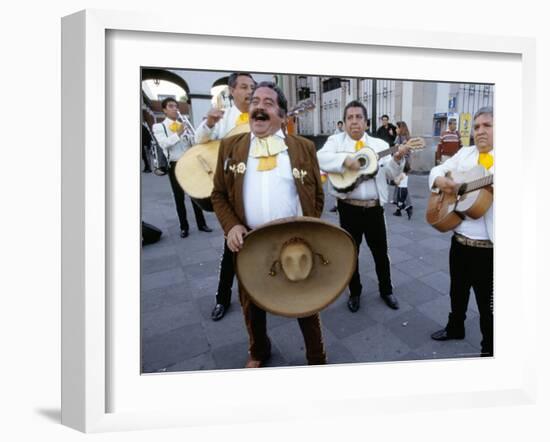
top-left (177, 110), bottom-right (196, 145)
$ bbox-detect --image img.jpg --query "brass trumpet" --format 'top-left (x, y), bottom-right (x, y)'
top-left (176, 110), bottom-right (197, 146)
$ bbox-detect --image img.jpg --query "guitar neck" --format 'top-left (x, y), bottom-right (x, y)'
top-left (377, 145), bottom-right (400, 159)
top-left (463, 174), bottom-right (494, 193)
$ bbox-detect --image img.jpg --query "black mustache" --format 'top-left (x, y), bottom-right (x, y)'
top-left (251, 110), bottom-right (270, 121)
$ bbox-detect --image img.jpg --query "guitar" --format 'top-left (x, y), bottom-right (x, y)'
top-left (175, 100), bottom-right (317, 212)
top-left (425, 165), bottom-right (493, 233)
top-left (327, 137), bottom-right (426, 193)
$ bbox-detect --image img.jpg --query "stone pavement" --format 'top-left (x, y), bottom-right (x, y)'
top-left (140, 169), bottom-right (484, 373)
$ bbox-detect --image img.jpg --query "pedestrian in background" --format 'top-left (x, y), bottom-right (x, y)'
top-left (393, 161), bottom-right (413, 220)
top-left (376, 114), bottom-right (397, 146)
top-left (391, 121), bottom-right (411, 204)
top-left (436, 118), bottom-right (462, 164)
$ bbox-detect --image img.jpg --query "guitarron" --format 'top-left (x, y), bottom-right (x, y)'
top-left (175, 99), bottom-right (316, 212)
top-left (174, 123), bottom-right (250, 212)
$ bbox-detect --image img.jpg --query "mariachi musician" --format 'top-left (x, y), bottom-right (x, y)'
top-left (317, 100), bottom-right (409, 314)
top-left (152, 97), bottom-right (212, 238)
top-left (428, 107), bottom-right (494, 357)
top-left (211, 81), bottom-right (328, 367)
top-left (194, 73), bottom-right (256, 322)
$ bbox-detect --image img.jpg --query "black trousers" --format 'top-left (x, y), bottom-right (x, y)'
top-left (141, 125), bottom-right (152, 170)
top-left (141, 143), bottom-right (151, 170)
top-left (215, 240), bottom-right (235, 307)
top-left (447, 236), bottom-right (493, 355)
top-left (337, 200), bottom-right (393, 297)
top-left (167, 162), bottom-right (206, 231)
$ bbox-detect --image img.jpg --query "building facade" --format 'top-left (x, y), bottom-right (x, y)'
top-left (280, 75), bottom-right (494, 171)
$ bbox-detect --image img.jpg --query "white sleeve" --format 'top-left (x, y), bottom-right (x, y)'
top-left (152, 123), bottom-right (180, 150)
top-left (377, 137), bottom-right (404, 179)
top-left (428, 150), bottom-right (462, 192)
top-left (317, 136), bottom-right (350, 173)
top-left (194, 119), bottom-right (220, 143)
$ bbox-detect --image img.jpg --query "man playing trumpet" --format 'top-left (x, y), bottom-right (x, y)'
top-left (152, 97), bottom-right (211, 238)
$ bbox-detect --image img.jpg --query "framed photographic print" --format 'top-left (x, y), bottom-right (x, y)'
top-left (62, 9), bottom-right (537, 433)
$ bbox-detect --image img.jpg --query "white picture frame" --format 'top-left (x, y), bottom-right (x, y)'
top-left (61, 9), bottom-right (537, 433)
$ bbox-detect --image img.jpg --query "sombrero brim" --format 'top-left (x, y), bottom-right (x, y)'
top-left (236, 216), bottom-right (357, 318)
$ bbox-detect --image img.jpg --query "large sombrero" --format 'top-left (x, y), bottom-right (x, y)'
top-left (236, 216), bottom-right (357, 318)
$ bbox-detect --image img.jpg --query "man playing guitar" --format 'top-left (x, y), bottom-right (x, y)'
top-left (317, 100), bottom-right (410, 313)
top-left (428, 107), bottom-right (494, 357)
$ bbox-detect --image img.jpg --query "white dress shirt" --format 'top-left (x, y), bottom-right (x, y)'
top-left (194, 105), bottom-right (243, 143)
top-left (243, 130), bottom-right (303, 229)
top-left (429, 145), bottom-right (494, 241)
top-left (152, 118), bottom-right (192, 162)
top-left (317, 132), bottom-right (404, 204)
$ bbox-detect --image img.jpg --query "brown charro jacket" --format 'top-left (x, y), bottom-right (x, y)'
top-left (211, 133), bottom-right (324, 234)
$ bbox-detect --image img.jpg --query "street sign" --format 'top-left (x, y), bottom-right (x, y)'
top-left (459, 112), bottom-right (472, 146)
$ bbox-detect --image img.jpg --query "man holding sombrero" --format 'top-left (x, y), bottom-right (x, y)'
top-left (211, 81), bottom-right (355, 368)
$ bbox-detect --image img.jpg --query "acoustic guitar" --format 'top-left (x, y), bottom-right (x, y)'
top-left (425, 165), bottom-right (493, 233)
top-left (175, 100), bottom-right (316, 212)
top-left (327, 137), bottom-right (425, 193)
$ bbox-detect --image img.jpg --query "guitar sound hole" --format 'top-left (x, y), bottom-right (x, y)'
top-left (358, 157), bottom-right (367, 167)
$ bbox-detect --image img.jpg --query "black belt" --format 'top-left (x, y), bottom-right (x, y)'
top-left (453, 233), bottom-right (493, 249)
top-left (341, 198), bottom-right (380, 208)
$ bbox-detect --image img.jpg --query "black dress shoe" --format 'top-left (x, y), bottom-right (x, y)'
top-left (198, 225), bottom-right (213, 233)
top-left (430, 328), bottom-right (465, 341)
top-left (381, 294), bottom-right (399, 309)
top-left (211, 304), bottom-right (227, 321)
top-left (329, 206), bottom-right (338, 213)
top-left (142, 168), bottom-right (152, 173)
top-left (347, 295), bottom-right (360, 312)
top-left (180, 229), bottom-right (189, 238)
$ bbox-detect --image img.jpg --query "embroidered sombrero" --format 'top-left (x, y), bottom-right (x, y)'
top-left (236, 216), bottom-right (356, 318)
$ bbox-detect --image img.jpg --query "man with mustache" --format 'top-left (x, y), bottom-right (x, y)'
top-left (195, 73), bottom-right (256, 322)
top-left (317, 101), bottom-right (409, 313)
top-left (211, 81), bottom-right (326, 368)
top-left (429, 107), bottom-right (494, 357)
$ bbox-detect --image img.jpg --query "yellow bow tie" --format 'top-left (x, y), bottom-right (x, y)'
top-left (354, 140), bottom-right (365, 151)
top-left (478, 152), bottom-right (494, 170)
top-left (169, 121), bottom-right (182, 133)
top-left (236, 113), bottom-right (249, 126)
top-left (251, 136), bottom-right (288, 171)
